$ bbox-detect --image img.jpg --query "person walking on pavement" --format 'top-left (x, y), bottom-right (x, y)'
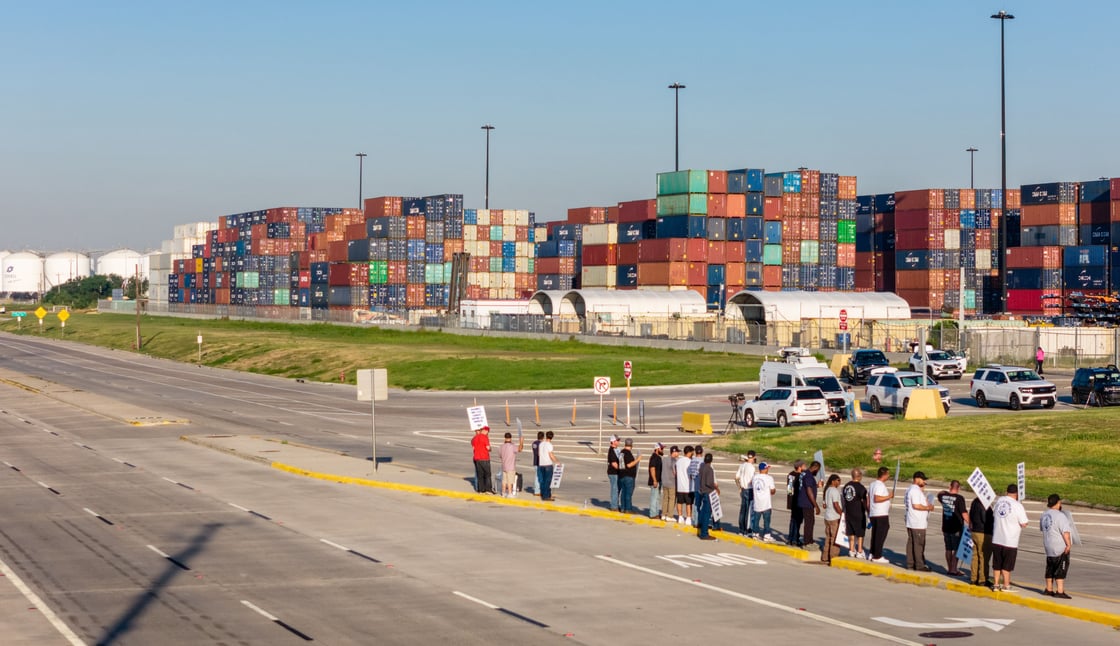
top-left (660, 446), bottom-right (679, 521)
top-left (1040, 493), bottom-right (1073, 599)
top-left (498, 431), bottom-right (523, 498)
top-left (992, 484), bottom-right (1029, 592)
top-left (471, 426), bottom-right (494, 494)
top-left (937, 480), bottom-right (969, 575)
top-left (786, 460), bottom-right (806, 546)
top-left (822, 474), bottom-right (843, 565)
top-left (969, 494), bottom-right (995, 587)
top-left (675, 445), bottom-right (695, 525)
top-left (531, 431), bottom-right (544, 496)
top-left (735, 451), bottom-right (757, 535)
top-left (751, 463), bottom-right (776, 541)
top-left (606, 435), bottom-right (621, 511)
top-left (869, 466), bottom-right (893, 563)
top-left (904, 471), bottom-right (935, 571)
top-left (842, 468), bottom-right (869, 559)
top-left (648, 443), bottom-right (664, 519)
top-left (696, 453), bottom-right (720, 541)
top-left (536, 431), bottom-right (558, 501)
top-left (619, 438), bottom-right (640, 513)
top-left (1035, 346), bottom-right (1045, 374)
top-left (800, 461), bottom-right (821, 550)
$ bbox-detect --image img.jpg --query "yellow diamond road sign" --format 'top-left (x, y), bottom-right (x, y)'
top-left (34, 307), bottom-right (47, 319)
top-left (58, 310), bottom-right (70, 322)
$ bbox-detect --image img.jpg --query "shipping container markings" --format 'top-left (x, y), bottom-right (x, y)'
top-left (38, 481), bottom-right (61, 495)
top-left (240, 600), bottom-right (313, 641)
top-left (83, 507), bottom-right (114, 525)
top-left (319, 538), bottom-right (381, 563)
top-left (147, 544), bottom-right (191, 571)
top-left (452, 591), bottom-right (549, 628)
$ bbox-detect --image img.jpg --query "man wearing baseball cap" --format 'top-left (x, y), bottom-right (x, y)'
top-left (660, 446), bottom-right (679, 522)
top-left (992, 483), bottom-right (1029, 592)
top-left (648, 443), bottom-right (665, 519)
top-left (471, 426), bottom-right (494, 494)
top-left (606, 435), bottom-right (621, 512)
top-left (735, 451), bottom-right (757, 535)
top-left (904, 471), bottom-right (936, 571)
top-left (750, 462), bottom-right (776, 541)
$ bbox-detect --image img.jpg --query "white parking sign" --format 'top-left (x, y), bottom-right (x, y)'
top-left (594, 376), bottom-right (611, 396)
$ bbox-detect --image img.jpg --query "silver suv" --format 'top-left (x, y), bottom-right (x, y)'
top-left (909, 350), bottom-right (963, 380)
top-left (742, 387), bottom-right (830, 428)
top-left (865, 371), bottom-right (951, 414)
top-left (970, 365), bottom-right (1057, 410)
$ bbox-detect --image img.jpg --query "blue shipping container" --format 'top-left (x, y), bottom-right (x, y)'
top-left (764, 221), bottom-right (782, 244)
top-left (617, 264), bottom-right (638, 287)
top-left (618, 222), bottom-right (646, 243)
top-left (746, 192), bottom-right (764, 215)
top-left (706, 217), bottom-right (727, 240)
top-left (707, 264), bottom-right (725, 286)
top-left (726, 172), bottom-right (747, 194)
top-left (706, 285), bottom-right (725, 310)
top-left (1063, 245), bottom-right (1107, 268)
top-left (726, 217), bottom-right (746, 241)
top-left (655, 215), bottom-right (707, 238)
top-left (1080, 180), bottom-right (1110, 203)
top-left (745, 239), bottom-right (763, 263)
top-left (896, 250), bottom-right (930, 270)
top-left (1063, 266), bottom-right (1106, 290)
top-left (744, 216), bottom-right (763, 240)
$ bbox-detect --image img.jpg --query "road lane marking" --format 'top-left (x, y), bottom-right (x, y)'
top-left (653, 399), bottom-right (699, 408)
top-left (3, 461), bottom-right (20, 471)
top-left (873, 617), bottom-right (1013, 632)
top-left (655, 553), bottom-right (767, 568)
top-left (241, 600), bottom-right (313, 641)
top-left (0, 554), bottom-right (84, 645)
top-left (319, 538), bottom-right (382, 563)
top-left (38, 481), bottom-right (61, 495)
top-left (453, 591), bottom-right (550, 628)
top-left (597, 555), bottom-right (922, 645)
top-left (453, 591), bottom-right (498, 609)
top-left (146, 544), bottom-right (191, 571)
top-left (83, 507), bottom-right (114, 525)
top-left (228, 502), bottom-right (251, 512)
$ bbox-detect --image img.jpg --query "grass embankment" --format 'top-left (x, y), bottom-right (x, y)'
top-left (712, 409), bottom-right (1120, 509)
top-left (1, 312), bottom-right (761, 390)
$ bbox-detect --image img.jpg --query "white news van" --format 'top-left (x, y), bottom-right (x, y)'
top-left (758, 348), bottom-right (849, 420)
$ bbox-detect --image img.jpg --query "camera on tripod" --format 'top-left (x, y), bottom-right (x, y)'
top-left (728, 392), bottom-right (746, 403)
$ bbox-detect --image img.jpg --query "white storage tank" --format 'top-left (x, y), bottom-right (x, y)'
top-left (94, 249), bottom-right (147, 281)
top-left (3, 252), bottom-right (45, 295)
top-left (0, 250), bottom-right (9, 293)
top-left (44, 252), bottom-right (93, 289)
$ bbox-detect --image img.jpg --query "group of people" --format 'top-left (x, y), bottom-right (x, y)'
top-left (470, 426), bottom-right (559, 501)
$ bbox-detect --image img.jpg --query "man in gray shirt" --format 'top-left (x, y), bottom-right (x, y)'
top-left (1040, 493), bottom-right (1073, 599)
top-left (696, 453), bottom-right (720, 541)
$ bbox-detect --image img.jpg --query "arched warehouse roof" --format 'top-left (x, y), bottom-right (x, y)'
top-left (529, 289), bottom-right (708, 319)
top-left (727, 290), bottom-right (911, 322)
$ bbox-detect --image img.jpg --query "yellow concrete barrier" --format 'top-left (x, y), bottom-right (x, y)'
top-left (830, 353), bottom-right (851, 378)
top-left (679, 411), bottom-right (713, 434)
top-left (904, 388), bottom-right (947, 420)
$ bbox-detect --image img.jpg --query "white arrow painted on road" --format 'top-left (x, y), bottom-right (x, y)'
top-left (872, 617), bottom-right (1014, 632)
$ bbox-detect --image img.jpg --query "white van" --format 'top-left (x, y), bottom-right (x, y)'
top-left (758, 350), bottom-right (849, 420)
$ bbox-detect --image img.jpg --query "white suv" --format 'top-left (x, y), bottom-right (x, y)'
top-left (743, 387), bottom-right (830, 427)
top-left (909, 350), bottom-right (963, 380)
top-left (864, 371), bottom-right (951, 414)
top-left (970, 365), bottom-right (1057, 410)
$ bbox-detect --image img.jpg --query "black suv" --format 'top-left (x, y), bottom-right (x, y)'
top-left (1071, 366), bottom-right (1120, 406)
top-left (842, 349), bottom-right (891, 385)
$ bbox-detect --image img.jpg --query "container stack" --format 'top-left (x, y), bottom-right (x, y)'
top-left (854, 194), bottom-right (895, 292)
top-left (1113, 178), bottom-right (1120, 289)
top-left (1019, 182), bottom-right (1078, 247)
top-left (538, 221), bottom-right (583, 290)
top-left (1078, 179), bottom-right (1111, 247)
top-left (462, 207), bottom-right (536, 301)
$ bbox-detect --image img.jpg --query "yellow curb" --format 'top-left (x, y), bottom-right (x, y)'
top-left (831, 558), bottom-right (1120, 629)
top-left (0, 378), bottom-right (40, 394)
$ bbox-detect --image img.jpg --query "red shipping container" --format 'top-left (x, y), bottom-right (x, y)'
top-left (387, 261), bottom-right (407, 284)
top-left (567, 206), bottom-right (608, 224)
top-left (618, 199), bottom-right (657, 222)
top-left (557, 257), bottom-right (576, 275)
top-left (687, 262), bottom-right (708, 285)
top-left (536, 257), bottom-right (561, 274)
top-left (782, 241), bottom-right (800, 264)
top-left (1080, 201), bottom-right (1110, 225)
top-left (800, 218), bottom-right (819, 240)
top-left (706, 241), bottom-right (726, 264)
top-left (515, 225), bottom-right (529, 241)
top-left (895, 189), bottom-right (945, 211)
top-left (638, 238), bottom-right (688, 262)
top-left (406, 216), bottom-right (426, 239)
top-left (1020, 203), bottom-right (1076, 227)
top-left (617, 242), bottom-right (639, 265)
top-left (490, 241), bottom-right (503, 257)
top-left (490, 209), bottom-right (505, 225)
top-left (406, 284), bottom-right (425, 307)
top-left (838, 176), bottom-right (858, 200)
top-left (685, 237), bottom-right (707, 261)
top-left (298, 271), bottom-right (311, 288)
top-left (1113, 200), bottom-right (1120, 223)
top-left (854, 270), bottom-right (874, 290)
top-left (763, 265), bottom-right (782, 287)
top-left (582, 243), bottom-right (616, 266)
top-left (328, 263), bottom-right (351, 286)
top-left (637, 262), bottom-right (688, 286)
top-left (328, 240), bottom-right (349, 262)
top-left (802, 169), bottom-right (820, 195)
top-left (345, 223), bottom-right (365, 241)
top-left (725, 262), bottom-right (746, 288)
top-left (476, 224), bottom-right (489, 241)
top-left (707, 194), bottom-right (728, 217)
top-left (1007, 289), bottom-right (1044, 313)
top-left (960, 190), bottom-right (976, 209)
top-left (807, 197), bottom-right (820, 218)
top-left (606, 206), bottom-right (619, 223)
top-left (725, 240), bottom-right (745, 262)
top-left (707, 170), bottom-right (727, 194)
top-left (763, 196), bottom-right (781, 220)
top-left (837, 243), bottom-right (856, 267)
top-left (214, 288), bottom-right (230, 305)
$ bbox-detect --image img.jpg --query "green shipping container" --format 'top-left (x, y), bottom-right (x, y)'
top-left (369, 261), bottom-right (388, 285)
top-left (490, 225), bottom-right (503, 240)
top-left (657, 170), bottom-right (708, 196)
top-left (273, 289), bottom-right (289, 306)
top-left (425, 263), bottom-right (444, 284)
top-left (656, 193), bottom-right (708, 217)
top-left (526, 257), bottom-right (535, 273)
top-left (837, 220), bottom-right (856, 244)
top-left (800, 241), bottom-right (819, 264)
top-left (489, 257), bottom-right (503, 272)
top-left (762, 244), bottom-right (783, 265)
top-left (963, 289), bottom-right (976, 309)
top-left (237, 271), bottom-right (260, 289)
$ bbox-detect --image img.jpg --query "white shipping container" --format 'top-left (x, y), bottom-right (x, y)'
top-left (581, 265), bottom-right (616, 288)
top-left (516, 241), bottom-right (532, 258)
top-left (477, 209), bottom-right (491, 226)
top-left (464, 224), bottom-right (477, 241)
top-left (502, 225), bottom-right (516, 242)
top-left (976, 250), bottom-right (992, 270)
top-left (582, 223), bottom-right (618, 245)
top-left (944, 229), bottom-right (960, 250)
top-left (515, 257), bottom-right (530, 273)
top-left (500, 273), bottom-right (515, 290)
top-left (511, 209), bottom-right (530, 227)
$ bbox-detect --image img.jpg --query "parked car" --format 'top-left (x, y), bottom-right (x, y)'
top-left (908, 350), bottom-right (963, 380)
top-left (742, 386), bottom-right (830, 428)
top-left (943, 348), bottom-right (969, 374)
top-left (759, 354), bottom-right (847, 419)
top-left (842, 349), bottom-right (891, 385)
top-left (1070, 366), bottom-right (1120, 406)
top-left (864, 371), bottom-right (951, 414)
top-left (970, 365), bottom-right (1057, 410)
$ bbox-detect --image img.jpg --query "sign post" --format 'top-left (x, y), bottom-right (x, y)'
top-left (594, 376), bottom-right (611, 453)
top-left (57, 310), bottom-right (69, 337)
top-left (356, 369), bottom-right (389, 472)
top-left (35, 306), bottom-right (46, 334)
top-left (197, 332), bottom-right (203, 363)
top-left (838, 309), bottom-right (848, 352)
top-left (11, 311), bottom-right (27, 330)
top-left (1016, 462), bottom-right (1026, 502)
top-left (623, 360), bottom-right (632, 428)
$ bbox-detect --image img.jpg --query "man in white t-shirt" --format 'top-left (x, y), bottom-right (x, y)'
top-left (991, 483), bottom-right (1029, 592)
top-left (734, 451), bottom-right (757, 535)
top-left (868, 466), bottom-right (894, 564)
top-left (904, 471), bottom-right (935, 571)
top-left (674, 445), bottom-right (694, 525)
top-left (536, 431), bottom-right (558, 501)
top-left (750, 463), bottom-right (776, 541)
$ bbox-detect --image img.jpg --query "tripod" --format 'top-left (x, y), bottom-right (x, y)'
top-left (725, 394), bottom-right (746, 434)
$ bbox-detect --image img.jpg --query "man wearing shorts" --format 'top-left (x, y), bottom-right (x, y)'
top-left (937, 480), bottom-right (969, 575)
top-left (1040, 493), bottom-right (1073, 599)
top-left (991, 483), bottom-right (1029, 592)
top-left (842, 468), bottom-right (869, 559)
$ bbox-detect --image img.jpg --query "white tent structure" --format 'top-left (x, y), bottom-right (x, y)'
top-left (726, 290), bottom-right (912, 323)
top-left (530, 289), bottom-right (708, 320)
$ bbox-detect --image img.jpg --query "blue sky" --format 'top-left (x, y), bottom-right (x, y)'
top-left (4, 1), bottom-right (1119, 252)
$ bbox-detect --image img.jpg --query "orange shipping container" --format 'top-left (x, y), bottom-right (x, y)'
top-left (1006, 189), bottom-right (1021, 209)
top-left (801, 169), bottom-right (820, 194)
top-left (764, 196), bottom-right (781, 220)
top-left (837, 243), bottom-right (856, 267)
top-left (838, 176), bottom-right (858, 200)
top-left (725, 240), bottom-right (745, 262)
top-left (406, 284), bottom-right (425, 307)
top-left (1007, 246), bottom-right (1062, 269)
top-left (406, 216), bottom-right (426, 239)
top-left (763, 265), bottom-right (782, 287)
top-left (387, 261), bottom-right (407, 284)
top-left (707, 194), bottom-right (728, 218)
top-left (725, 262), bottom-right (746, 288)
top-left (365, 196), bottom-right (402, 217)
top-left (726, 193), bottom-right (746, 218)
top-left (800, 218), bottom-right (819, 240)
top-left (490, 241), bottom-right (503, 257)
top-left (1020, 203), bottom-right (1076, 227)
top-left (707, 170), bottom-right (727, 194)
top-left (637, 262), bottom-right (689, 286)
top-left (686, 238), bottom-right (708, 261)
top-left (687, 262), bottom-right (707, 285)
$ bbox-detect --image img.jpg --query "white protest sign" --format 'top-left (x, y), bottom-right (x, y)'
top-left (1016, 462), bottom-right (1026, 501)
top-left (956, 526), bottom-right (974, 566)
top-left (466, 406), bottom-right (488, 431)
top-left (813, 450), bottom-right (825, 485)
top-left (551, 463), bottom-right (565, 489)
top-left (516, 417), bottom-right (523, 441)
top-left (1063, 509), bottom-right (1082, 546)
top-left (967, 467), bottom-right (997, 509)
top-left (834, 513), bottom-right (850, 549)
top-left (710, 491), bottom-right (723, 522)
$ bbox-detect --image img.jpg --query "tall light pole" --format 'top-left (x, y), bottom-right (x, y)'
top-left (992, 10), bottom-right (1014, 313)
top-left (355, 153), bottom-right (367, 210)
top-left (481, 124), bottom-right (495, 209)
top-left (966, 147), bottom-right (978, 189)
top-left (668, 83), bottom-right (685, 171)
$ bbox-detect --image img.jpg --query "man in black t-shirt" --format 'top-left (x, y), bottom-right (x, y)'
top-left (648, 443), bottom-right (664, 519)
top-left (937, 480), bottom-right (969, 575)
top-left (968, 495), bottom-right (995, 586)
top-left (786, 460), bottom-right (805, 546)
top-left (842, 468), bottom-right (869, 559)
top-left (531, 431), bottom-right (544, 496)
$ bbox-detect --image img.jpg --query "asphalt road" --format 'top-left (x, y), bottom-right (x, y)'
top-left (0, 332), bottom-right (1116, 645)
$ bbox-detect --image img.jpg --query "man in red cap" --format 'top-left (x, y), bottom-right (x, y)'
top-left (471, 426), bottom-right (494, 494)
